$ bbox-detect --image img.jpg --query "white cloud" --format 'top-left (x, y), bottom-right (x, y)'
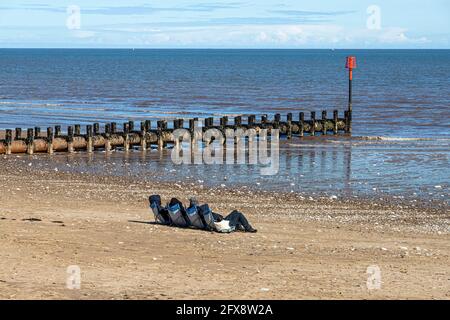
top-left (71, 30), bottom-right (96, 39)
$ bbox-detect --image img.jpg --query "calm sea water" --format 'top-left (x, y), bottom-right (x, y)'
top-left (0, 49), bottom-right (449, 202)
top-left (0, 49), bottom-right (449, 137)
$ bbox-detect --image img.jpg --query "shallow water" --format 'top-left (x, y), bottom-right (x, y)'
top-left (15, 137), bottom-right (448, 205)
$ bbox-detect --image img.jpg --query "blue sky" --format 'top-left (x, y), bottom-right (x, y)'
top-left (0, 0), bottom-right (449, 48)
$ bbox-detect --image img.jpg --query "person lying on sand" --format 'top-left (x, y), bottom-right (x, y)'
top-left (188, 197), bottom-right (257, 233)
top-left (149, 195), bottom-right (257, 233)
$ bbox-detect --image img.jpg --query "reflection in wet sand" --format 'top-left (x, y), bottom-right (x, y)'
top-left (17, 136), bottom-right (449, 206)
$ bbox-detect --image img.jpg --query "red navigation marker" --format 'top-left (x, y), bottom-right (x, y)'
top-left (345, 56), bottom-right (356, 133)
top-left (346, 56), bottom-right (357, 69)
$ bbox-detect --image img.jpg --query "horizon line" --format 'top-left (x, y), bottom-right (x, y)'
top-left (1, 47), bottom-right (449, 50)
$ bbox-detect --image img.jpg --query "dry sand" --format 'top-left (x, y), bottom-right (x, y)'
top-left (0, 157), bottom-right (449, 300)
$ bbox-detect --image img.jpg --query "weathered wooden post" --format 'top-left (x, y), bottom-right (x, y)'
top-left (157, 120), bottom-right (164, 150)
top-left (5, 129), bottom-right (12, 155)
top-left (345, 56), bottom-right (356, 134)
top-left (93, 123), bottom-right (100, 135)
top-left (46, 127), bottom-right (53, 154)
top-left (234, 116), bottom-right (242, 144)
top-left (140, 121), bottom-right (147, 151)
top-left (67, 126), bottom-right (74, 153)
top-left (287, 113), bottom-right (293, 139)
top-left (15, 128), bottom-right (22, 140)
top-left (261, 114), bottom-right (268, 124)
top-left (104, 123), bottom-right (111, 152)
top-left (204, 117), bottom-right (213, 128)
top-left (86, 125), bottom-right (93, 153)
top-left (219, 116), bottom-right (227, 127)
top-left (55, 125), bottom-right (61, 138)
top-left (310, 111), bottom-right (316, 136)
top-left (123, 122), bottom-right (130, 151)
top-left (274, 113), bottom-right (281, 130)
top-left (26, 128), bottom-right (34, 155)
top-left (128, 121), bottom-right (135, 132)
top-left (248, 115), bottom-right (256, 127)
top-left (333, 110), bottom-right (339, 134)
top-left (34, 127), bottom-right (40, 139)
top-left (74, 124), bottom-right (81, 136)
top-left (145, 120), bottom-right (151, 132)
top-left (299, 112), bottom-right (304, 137)
top-left (344, 111), bottom-right (350, 133)
top-left (322, 111), bottom-right (327, 135)
top-left (111, 122), bottom-right (117, 134)
top-left (234, 116), bottom-right (242, 127)
top-left (189, 119), bottom-right (196, 146)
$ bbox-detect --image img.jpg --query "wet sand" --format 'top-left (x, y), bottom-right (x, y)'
top-left (0, 157), bottom-right (449, 300)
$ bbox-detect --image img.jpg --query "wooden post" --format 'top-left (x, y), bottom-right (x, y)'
top-left (5, 129), bottom-right (12, 155)
top-left (55, 125), bottom-right (61, 138)
top-left (46, 127), bottom-right (53, 154)
top-left (189, 119), bottom-right (196, 146)
top-left (333, 110), bottom-right (339, 134)
top-left (220, 116), bottom-right (228, 127)
top-left (261, 114), bottom-right (268, 126)
top-left (310, 111), bottom-right (316, 136)
top-left (128, 121), bottom-right (135, 132)
top-left (111, 122), bottom-right (117, 134)
top-left (26, 128), bottom-right (34, 155)
top-left (93, 123), bottom-right (100, 135)
top-left (234, 116), bottom-right (242, 127)
top-left (140, 121), bottom-right (147, 151)
top-left (322, 111), bottom-right (327, 135)
top-left (144, 120), bottom-right (151, 132)
top-left (299, 112), bottom-right (304, 137)
top-left (287, 113), bottom-right (293, 122)
top-left (86, 125), bottom-right (93, 153)
top-left (104, 123), bottom-right (111, 152)
top-left (248, 115), bottom-right (255, 127)
top-left (67, 126), bottom-right (74, 153)
top-left (174, 119), bottom-right (180, 129)
top-left (74, 124), bottom-right (81, 136)
top-left (286, 113), bottom-right (293, 139)
top-left (344, 111), bottom-right (350, 133)
top-left (157, 121), bottom-right (164, 150)
top-left (34, 127), bottom-right (40, 139)
top-left (274, 113), bottom-right (281, 129)
top-left (123, 122), bottom-right (130, 151)
top-left (15, 128), bottom-right (22, 140)
top-left (205, 117), bottom-right (213, 129)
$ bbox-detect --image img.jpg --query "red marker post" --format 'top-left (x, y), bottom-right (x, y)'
top-left (345, 56), bottom-right (356, 133)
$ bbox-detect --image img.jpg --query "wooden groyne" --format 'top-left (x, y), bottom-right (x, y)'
top-left (0, 111), bottom-right (350, 155)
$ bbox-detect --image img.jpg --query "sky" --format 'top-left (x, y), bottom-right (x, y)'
top-left (0, 0), bottom-right (449, 48)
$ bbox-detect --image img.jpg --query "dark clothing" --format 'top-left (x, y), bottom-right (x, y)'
top-left (169, 197), bottom-right (190, 226)
top-left (223, 210), bottom-right (253, 232)
top-left (212, 212), bottom-right (224, 222)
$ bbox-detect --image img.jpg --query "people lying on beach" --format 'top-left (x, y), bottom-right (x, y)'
top-left (149, 195), bottom-right (257, 233)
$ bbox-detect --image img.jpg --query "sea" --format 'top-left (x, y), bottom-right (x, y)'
top-left (0, 49), bottom-right (449, 204)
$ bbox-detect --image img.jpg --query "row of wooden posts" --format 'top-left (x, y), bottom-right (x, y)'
top-left (0, 110), bottom-right (350, 155)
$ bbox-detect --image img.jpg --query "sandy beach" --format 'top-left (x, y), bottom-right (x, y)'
top-left (0, 156), bottom-right (448, 300)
